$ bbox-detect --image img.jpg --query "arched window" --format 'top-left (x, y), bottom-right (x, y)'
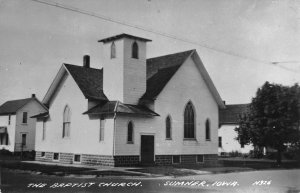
top-left (205, 119), bottom-right (211, 140)
top-left (63, 105), bottom-right (71, 138)
top-left (184, 102), bottom-right (195, 139)
top-left (131, 41), bottom-right (138, 59)
top-left (127, 121), bottom-right (134, 143)
top-left (110, 41), bottom-right (116, 58)
top-left (166, 116), bottom-right (172, 139)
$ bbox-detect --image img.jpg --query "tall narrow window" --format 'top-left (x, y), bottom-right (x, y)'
top-left (111, 41), bottom-right (116, 58)
top-left (8, 115), bottom-right (11, 125)
top-left (205, 119), bottom-right (211, 140)
top-left (63, 105), bottom-right (71, 138)
top-left (184, 102), bottom-right (195, 139)
top-left (22, 112), bottom-right (27, 123)
top-left (21, 134), bottom-right (26, 146)
top-left (127, 121), bottom-right (134, 143)
top-left (166, 116), bottom-right (172, 139)
top-left (218, 137), bottom-right (222, 147)
top-left (42, 120), bottom-right (46, 140)
top-left (132, 42), bottom-right (138, 59)
top-left (99, 118), bottom-right (105, 141)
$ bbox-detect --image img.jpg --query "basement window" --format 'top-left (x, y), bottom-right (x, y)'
top-left (74, 154), bottom-right (81, 163)
top-left (41, 152), bottom-right (45, 157)
top-left (197, 155), bottom-right (204, 163)
top-left (172, 155), bottom-right (180, 164)
top-left (53, 153), bottom-right (59, 161)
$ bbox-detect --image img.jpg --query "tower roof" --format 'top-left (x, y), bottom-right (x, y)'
top-left (98, 33), bottom-right (152, 43)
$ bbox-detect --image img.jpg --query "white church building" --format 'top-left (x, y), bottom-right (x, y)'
top-left (33, 33), bottom-right (225, 166)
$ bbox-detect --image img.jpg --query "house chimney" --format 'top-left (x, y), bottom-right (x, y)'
top-left (32, 94), bottom-right (36, 98)
top-left (83, 55), bottom-right (90, 68)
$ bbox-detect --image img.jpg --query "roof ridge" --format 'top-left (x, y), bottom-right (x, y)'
top-left (147, 49), bottom-right (195, 60)
top-left (63, 63), bottom-right (103, 71)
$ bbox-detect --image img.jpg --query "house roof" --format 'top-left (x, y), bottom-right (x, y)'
top-left (98, 33), bottom-right (152, 43)
top-left (83, 101), bottom-right (159, 116)
top-left (0, 98), bottom-right (32, 115)
top-left (0, 97), bottom-right (47, 116)
top-left (64, 64), bottom-right (108, 101)
top-left (219, 104), bottom-right (250, 125)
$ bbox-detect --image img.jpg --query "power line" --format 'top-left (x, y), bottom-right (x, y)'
top-left (29, 0), bottom-right (300, 73)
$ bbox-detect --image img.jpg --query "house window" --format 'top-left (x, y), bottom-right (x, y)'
top-left (74, 154), bottom-right (81, 162)
top-left (62, 105), bottom-right (71, 138)
top-left (99, 118), bottom-right (105, 141)
top-left (197, 155), bottom-right (204, 163)
top-left (53, 153), bottom-right (59, 161)
top-left (0, 133), bottom-right (8, 145)
top-left (205, 119), bottom-right (211, 141)
top-left (218, 137), bottom-right (222, 147)
top-left (22, 112), bottom-right (28, 124)
top-left (8, 115), bottom-right (11, 125)
top-left (127, 121), bottom-right (134, 143)
top-left (172, 155), bottom-right (180, 164)
top-left (166, 116), bottom-right (172, 139)
top-left (132, 41), bottom-right (139, 59)
top-left (41, 152), bottom-right (45, 157)
top-left (111, 41), bottom-right (116, 58)
top-left (21, 134), bottom-right (26, 146)
top-left (184, 101), bottom-right (195, 139)
top-left (42, 120), bottom-right (46, 140)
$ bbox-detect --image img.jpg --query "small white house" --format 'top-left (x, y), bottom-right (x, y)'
top-left (33, 33), bottom-right (225, 166)
top-left (0, 94), bottom-right (48, 152)
top-left (218, 104), bottom-right (253, 155)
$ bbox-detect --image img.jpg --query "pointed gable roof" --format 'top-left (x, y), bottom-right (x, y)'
top-left (0, 97), bottom-right (47, 115)
top-left (64, 64), bottom-right (107, 101)
top-left (142, 49), bottom-right (225, 108)
top-left (43, 64), bottom-right (108, 106)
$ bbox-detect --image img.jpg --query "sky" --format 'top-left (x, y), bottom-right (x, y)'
top-left (0, 0), bottom-right (299, 105)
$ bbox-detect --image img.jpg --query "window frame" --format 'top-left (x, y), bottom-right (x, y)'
top-left (183, 101), bottom-right (196, 139)
top-left (22, 112), bottom-right (28, 124)
top-left (131, 41), bottom-right (139, 59)
top-left (196, 155), bottom-right (204, 163)
top-left (21, 133), bottom-right (26, 146)
top-left (42, 120), bottom-right (46, 140)
top-left (53, 153), bottom-right (59, 161)
top-left (165, 115), bottom-right (172, 140)
top-left (172, 155), bottom-right (181, 164)
top-left (8, 115), bottom-right (11, 125)
top-left (99, 118), bottom-right (105, 142)
top-left (218, 136), bottom-right (222, 148)
top-left (205, 119), bottom-right (211, 141)
top-left (62, 105), bottom-right (71, 138)
top-left (127, 121), bottom-right (134, 144)
top-left (73, 154), bottom-right (81, 163)
top-left (110, 41), bottom-right (116, 59)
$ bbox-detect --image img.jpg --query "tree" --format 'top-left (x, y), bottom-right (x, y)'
top-left (235, 81), bottom-right (300, 165)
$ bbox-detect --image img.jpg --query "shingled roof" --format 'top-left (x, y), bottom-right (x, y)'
top-left (0, 97), bottom-right (47, 116)
top-left (0, 98), bottom-right (32, 115)
top-left (142, 50), bottom-right (195, 100)
top-left (83, 101), bottom-right (159, 116)
top-left (219, 104), bottom-right (250, 125)
top-left (64, 64), bottom-right (108, 101)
